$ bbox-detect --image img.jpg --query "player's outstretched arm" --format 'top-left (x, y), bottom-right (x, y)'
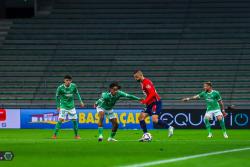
top-left (119, 91), bottom-right (141, 101)
top-left (182, 95), bottom-right (199, 102)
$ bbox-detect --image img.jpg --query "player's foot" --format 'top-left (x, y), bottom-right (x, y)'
top-left (223, 133), bottom-right (229, 139)
top-left (168, 126), bottom-right (174, 137)
top-left (98, 135), bottom-right (103, 142)
top-left (75, 135), bottom-right (81, 140)
top-left (207, 133), bottom-right (213, 138)
top-left (107, 137), bottom-right (118, 142)
top-left (138, 133), bottom-right (152, 142)
top-left (51, 135), bottom-right (57, 139)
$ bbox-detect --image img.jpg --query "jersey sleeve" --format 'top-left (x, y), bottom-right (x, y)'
top-left (118, 90), bottom-right (140, 100)
top-left (102, 92), bottom-right (109, 100)
top-left (95, 98), bottom-right (102, 105)
top-left (55, 86), bottom-right (61, 108)
top-left (95, 92), bottom-right (108, 105)
top-left (198, 91), bottom-right (205, 99)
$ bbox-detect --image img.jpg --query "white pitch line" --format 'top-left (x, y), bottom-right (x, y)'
top-left (119, 147), bottom-right (250, 167)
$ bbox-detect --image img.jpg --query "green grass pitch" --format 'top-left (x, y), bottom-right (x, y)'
top-left (0, 129), bottom-right (250, 167)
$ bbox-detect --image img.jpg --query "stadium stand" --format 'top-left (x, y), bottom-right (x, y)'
top-left (0, 0), bottom-right (249, 109)
top-left (0, 20), bottom-right (12, 48)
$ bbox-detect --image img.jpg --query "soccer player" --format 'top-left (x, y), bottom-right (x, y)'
top-left (95, 82), bottom-right (141, 142)
top-left (182, 81), bottom-right (228, 138)
top-left (133, 70), bottom-right (174, 142)
top-left (52, 75), bottom-right (84, 139)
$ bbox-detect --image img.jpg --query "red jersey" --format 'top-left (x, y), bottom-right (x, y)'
top-left (140, 78), bottom-right (161, 105)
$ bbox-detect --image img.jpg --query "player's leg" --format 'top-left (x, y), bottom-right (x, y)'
top-left (68, 108), bottom-right (80, 139)
top-left (52, 109), bottom-right (66, 139)
top-left (152, 114), bottom-right (173, 137)
top-left (71, 119), bottom-right (80, 139)
top-left (138, 112), bottom-right (150, 142)
top-left (138, 111), bottom-right (149, 134)
top-left (215, 111), bottom-right (228, 138)
top-left (96, 106), bottom-right (105, 141)
top-left (108, 117), bottom-right (118, 142)
top-left (204, 112), bottom-right (213, 138)
top-left (53, 118), bottom-right (63, 139)
top-left (98, 111), bottom-right (105, 141)
top-left (152, 101), bottom-right (174, 137)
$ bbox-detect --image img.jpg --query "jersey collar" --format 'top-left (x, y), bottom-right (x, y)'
top-left (64, 83), bottom-right (71, 88)
top-left (207, 90), bottom-right (214, 94)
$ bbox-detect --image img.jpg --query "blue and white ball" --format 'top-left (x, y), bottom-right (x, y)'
top-left (143, 133), bottom-right (152, 141)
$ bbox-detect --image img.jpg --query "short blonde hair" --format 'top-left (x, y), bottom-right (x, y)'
top-left (133, 70), bottom-right (143, 76)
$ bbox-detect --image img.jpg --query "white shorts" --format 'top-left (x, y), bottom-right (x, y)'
top-left (205, 109), bottom-right (223, 119)
top-left (96, 106), bottom-right (116, 120)
top-left (59, 108), bottom-right (77, 120)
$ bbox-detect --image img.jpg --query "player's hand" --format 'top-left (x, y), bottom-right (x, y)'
top-left (80, 102), bottom-right (85, 108)
top-left (57, 108), bottom-right (60, 112)
top-left (222, 111), bottom-right (228, 117)
top-left (182, 98), bottom-right (190, 102)
top-left (93, 104), bottom-right (97, 108)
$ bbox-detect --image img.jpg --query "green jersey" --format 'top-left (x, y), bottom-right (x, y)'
top-left (96, 90), bottom-right (140, 110)
top-left (56, 83), bottom-right (83, 110)
top-left (198, 90), bottom-right (222, 112)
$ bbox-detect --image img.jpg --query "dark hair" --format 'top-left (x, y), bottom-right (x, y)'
top-left (133, 70), bottom-right (141, 74)
top-left (64, 75), bottom-right (72, 80)
top-left (204, 81), bottom-right (212, 87)
top-left (109, 82), bottom-right (121, 89)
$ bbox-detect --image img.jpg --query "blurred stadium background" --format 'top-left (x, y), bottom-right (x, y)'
top-left (0, 0), bottom-right (249, 110)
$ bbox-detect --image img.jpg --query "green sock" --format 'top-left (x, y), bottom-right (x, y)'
top-left (219, 119), bottom-right (226, 133)
top-left (110, 131), bottom-right (116, 138)
top-left (54, 121), bottom-right (62, 136)
top-left (98, 127), bottom-right (103, 136)
top-left (72, 120), bottom-right (78, 136)
top-left (204, 118), bottom-right (212, 134)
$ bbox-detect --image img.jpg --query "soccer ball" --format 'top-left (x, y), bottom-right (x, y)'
top-left (142, 133), bottom-right (152, 141)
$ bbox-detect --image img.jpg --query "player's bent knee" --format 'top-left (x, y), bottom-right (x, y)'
top-left (98, 112), bottom-right (105, 120)
top-left (98, 116), bottom-right (104, 127)
top-left (113, 123), bottom-right (118, 130)
top-left (152, 118), bottom-right (158, 123)
top-left (138, 114), bottom-right (142, 121)
top-left (204, 115), bottom-right (211, 120)
top-left (111, 119), bottom-right (118, 127)
top-left (138, 113), bottom-right (145, 121)
top-left (99, 115), bottom-right (104, 121)
top-left (151, 115), bottom-right (158, 123)
top-left (98, 122), bottom-right (103, 127)
top-left (98, 117), bottom-right (104, 126)
top-left (217, 115), bottom-right (223, 121)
